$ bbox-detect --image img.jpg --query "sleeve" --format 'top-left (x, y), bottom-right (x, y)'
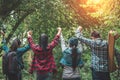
top-left (60, 33), bottom-right (67, 52)
top-left (28, 37), bottom-right (36, 49)
top-left (77, 41), bottom-right (84, 53)
top-left (28, 36), bottom-right (42, 55)
top-left (17, 44), bottom-right (30, 57)
top-left (49, 34), bottom-right (60, 49)
top-left (75, 29), bottom-right (93, 46)
top-left (75, 28), bottom-right (82, 38)
top-left (1, 39), bottom-right (9, 53)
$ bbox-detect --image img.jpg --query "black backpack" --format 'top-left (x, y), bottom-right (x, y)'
top-left (2, 51), bottom-right (20, 74)
top-left (2, 53), bottom-right (8, 74)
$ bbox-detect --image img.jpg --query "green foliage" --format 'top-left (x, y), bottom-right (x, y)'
top-left (0, 0), bottom-right (120, 80)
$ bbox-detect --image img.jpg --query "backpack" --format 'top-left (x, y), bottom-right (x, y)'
top-left (2, 51), bottom-right (20, 74)
top-left (2, 53), bottom-right (8, 74)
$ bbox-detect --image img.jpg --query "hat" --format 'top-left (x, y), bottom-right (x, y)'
top-left (68, 37), bottom-right (78, 46)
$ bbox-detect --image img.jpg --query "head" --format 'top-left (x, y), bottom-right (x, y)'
top-left (10, 38), bottom-right (21, 51)
top-left (39, 33), bottom-right (48, 51)
top-left (69, 37), bottom-right (78, 48)
top-left (68, 37), bottom-right (78, 71)
top-left (91, 31), bottom-right (101, 39)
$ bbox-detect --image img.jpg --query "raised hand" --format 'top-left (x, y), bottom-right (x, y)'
top-left (78, 26), bottom-right (83, 32)
top-left (57, 27), bottom-right (62, 31)
top-left (27, 30), bottom-right (32, 37)
top-left (57, 27), bottom-right (62, 36)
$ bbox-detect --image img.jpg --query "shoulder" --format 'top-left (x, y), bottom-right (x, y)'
top-left (76, 48), bottom-right (82, 54)
top-left (63, 48), bottom-right (72, 54)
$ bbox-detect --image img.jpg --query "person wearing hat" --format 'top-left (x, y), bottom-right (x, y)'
top-left (60, 33), bottom-right (83, 80)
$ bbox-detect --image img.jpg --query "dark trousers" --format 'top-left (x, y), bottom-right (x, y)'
top-left (7, 71), bottom-right (22, 80)
top-left (37, 72), bottom-right (52, 80)
top-left (63, 77), bottom-right (81, 80)
top-left (91, 68), bottom-right (111, 80)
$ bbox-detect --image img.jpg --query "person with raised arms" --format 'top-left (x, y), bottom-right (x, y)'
top-left (27, 27), bottom-right (61, 80)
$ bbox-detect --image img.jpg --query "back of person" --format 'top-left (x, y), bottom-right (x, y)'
top-left (31, 45), bottom-right (56, 73)
top-left (61, 48), bottom-right (82, 79)
top-left (90, 39), bottom-right (109, 71)
top-left (83, 36), bottom-right (110, 72)
top-left (60, 36), bottom-right (83, 80)
top-left (61, 48), bottom-right (82, 66)
top-left (2, 53), bottom-right (8, 75)
top-left (27, 28), bottom-right (61, 80)
top-left (1, 38), bottom-right (30, 80)
top-left (75, 26), bottom-right (112, 80)
top-left (7, 51), bottom-right (19, 74)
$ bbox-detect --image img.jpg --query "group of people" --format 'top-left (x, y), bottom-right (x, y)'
top-left (0, 26), bottom-right (120, 80)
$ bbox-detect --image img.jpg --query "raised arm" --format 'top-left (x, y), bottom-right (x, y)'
top-left (49, 27), bottom-right (62, 49)
top-left (75, 26), bottom-right (93, 46)
top-left (27, 30), bottom-right (40, 51)
top-left (57, 27), bottom-right (62, 36)
top-left (0, 31), bottom-right (9, 53)
top-left (60, 33), bottom-right (67, 52)
top-left (1, 39), bottom-right (9, 53)
top-left (17, 44), bottom-right (30, 57)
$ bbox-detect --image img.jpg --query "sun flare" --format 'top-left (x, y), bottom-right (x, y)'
top-left (87, 0), bottom-right (101, 5)
top-left (79, 0), bottom-right (114, 17)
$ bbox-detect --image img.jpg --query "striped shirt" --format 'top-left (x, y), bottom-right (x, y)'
top-left (28, 35), bottom-right (60, 74)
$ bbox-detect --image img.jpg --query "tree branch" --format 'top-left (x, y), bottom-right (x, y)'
top-left (0, 10), bottom-right (34, 57)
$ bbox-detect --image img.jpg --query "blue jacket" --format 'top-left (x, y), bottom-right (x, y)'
top-left (60, 48), bottom-right (83, 66)
top-left (60, 33), bottom-right (84, 67)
